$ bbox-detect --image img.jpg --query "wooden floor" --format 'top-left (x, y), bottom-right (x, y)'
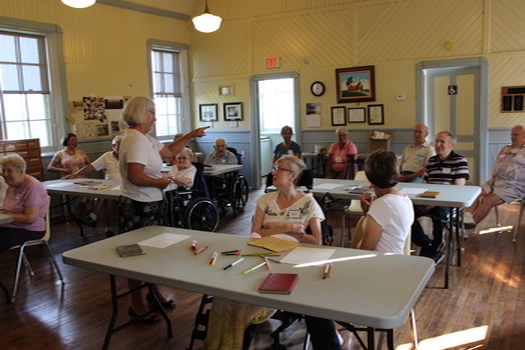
top-left (1, 188), bottom-right (524, 350)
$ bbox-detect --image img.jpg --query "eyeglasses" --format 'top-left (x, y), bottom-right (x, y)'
top-left (177, 157), bottom-right (190, 160)
top-left (272, 166), bottom-right (295, 173)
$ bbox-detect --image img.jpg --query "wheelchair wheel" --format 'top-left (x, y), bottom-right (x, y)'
top-left (229, 174), bottom-right (249, 212)
top-left (183, 197), bottom-right (220, 232)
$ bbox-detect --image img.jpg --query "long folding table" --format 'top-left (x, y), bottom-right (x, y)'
top-left (309, 179), bottom-right (481, 288)
top-left (63, 226), bottom-right (435, 350)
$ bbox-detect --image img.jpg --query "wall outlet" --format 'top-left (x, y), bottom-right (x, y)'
top-left (396, 93), bottom-right (406, 101)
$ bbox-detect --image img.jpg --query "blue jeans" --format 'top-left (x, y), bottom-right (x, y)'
top-left (304, 316), bottom-right (342, 350)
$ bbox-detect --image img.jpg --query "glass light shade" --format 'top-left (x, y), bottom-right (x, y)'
top-left (192, 12), bottom-right (222, 33)
top-left (61, 0), bottom-right (96, 8)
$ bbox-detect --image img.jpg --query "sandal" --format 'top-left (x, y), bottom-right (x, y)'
top-left (146, 293), bottom-right (176, 309)
top-left (127, 307), bottom-right (159, 324)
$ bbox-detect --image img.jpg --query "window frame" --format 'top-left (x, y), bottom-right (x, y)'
top-left (147, 39), bottom-right (191, 141)
top-left (0, 16), bottom-right (67, 153)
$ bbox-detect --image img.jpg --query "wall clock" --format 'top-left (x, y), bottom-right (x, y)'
top-left (310, 81), bottom-right (325, 96)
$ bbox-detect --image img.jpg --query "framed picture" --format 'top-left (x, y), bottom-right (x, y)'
top-left (331, 106), bottom-right (346, 126)
top-left (367, 104), bottom-right (384, 125)
top-left (335, 65), bottom-right (376, 103)
top-left (223, 102), bottom-right (243, 121)
top-left (199, 104), bottom-right (218, 122)
top-left (348, 107), bottom-right (366, 123)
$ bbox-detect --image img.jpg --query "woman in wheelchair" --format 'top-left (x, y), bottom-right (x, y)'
top-left (202, 156), bottom-right (343, 350)
top-left (165, 148), bottom-right (196, 189)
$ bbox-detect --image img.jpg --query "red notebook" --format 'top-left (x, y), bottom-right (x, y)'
top-left (258, 273), bottom-right (299, 295)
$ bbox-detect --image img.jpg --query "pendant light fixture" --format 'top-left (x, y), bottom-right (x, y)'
top-left (192, 0), bottom-right (222, 33)
top-left (61, 0), bottom-right (97, 9)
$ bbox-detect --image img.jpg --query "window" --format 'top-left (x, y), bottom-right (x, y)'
top-left (150, 42), bottom-right (190, 140)
top-left (0, 31), bottom-right (53, 146)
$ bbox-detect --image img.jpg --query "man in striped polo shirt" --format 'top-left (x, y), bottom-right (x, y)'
top-left (412, 131), bottom-right (469, 263)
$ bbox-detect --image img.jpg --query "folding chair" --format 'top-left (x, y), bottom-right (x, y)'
top-left (341, 171), bottom-right (368, 247)
top-left (9, 196), bottom-right (65, 302)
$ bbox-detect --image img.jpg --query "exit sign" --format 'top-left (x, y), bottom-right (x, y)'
top-left (265, 57), bottom-right (281, 68)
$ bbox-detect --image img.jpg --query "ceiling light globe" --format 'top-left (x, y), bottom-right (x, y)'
top-left (192, 13), bottom-right (222, 33)
top-left (61, 0), bottom-right (97, 9)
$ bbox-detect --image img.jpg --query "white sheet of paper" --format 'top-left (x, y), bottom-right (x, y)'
top-left (139, 233), bottom-right (191, 249)
top-left (280, 247), bottom-right (336, 265)
top-left (314, 183), bottom-right (343, 190)
top-left (46, 182), bottom-right (72, 188)
top-left (400, 187), bottom-right (428, 195)
top-left (111, 186), bottom-right (120, 191)
top-left (306, 114), bottom-right (321, 127)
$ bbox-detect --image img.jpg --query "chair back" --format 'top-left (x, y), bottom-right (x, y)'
top-left (346, 171), bottom-right (368, 213)
top-left (42, 196), bottom-right (51, 242)
top-left (350, 216), bottom-right (411, 255)
top-left (227, 147), bottom-right (243, 165)
top-left (191, 162), bottom-right (211, 198)
top-left (342, 155), bottom-right (357, 180)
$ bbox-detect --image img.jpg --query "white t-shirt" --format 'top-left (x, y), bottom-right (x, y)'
top-left (367, 194), bottom-right (413, 255)
top-left (168, 164), bottom-right (197, 189)
top-left (256, 192), bottom-right (325, 241)
top-left (91, 151), bottom-right (120, 181)
top-left (119, 128), bottom-right (165, 202)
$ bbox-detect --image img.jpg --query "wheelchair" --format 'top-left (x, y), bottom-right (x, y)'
top-left (167, 162), bottom-right (220, 232)
top-left (208, 147), bottom-right (250, 216)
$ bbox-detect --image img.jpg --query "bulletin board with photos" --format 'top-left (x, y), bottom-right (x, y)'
top-left (68, 95), bottom-right (130, 140)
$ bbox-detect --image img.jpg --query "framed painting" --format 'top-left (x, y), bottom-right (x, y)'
top-left (223, 102), bottom-right (243, 121)
top-left (199, 104), bottom-right (218, 122)
top-left (335, 65), bottom-right (376, 103)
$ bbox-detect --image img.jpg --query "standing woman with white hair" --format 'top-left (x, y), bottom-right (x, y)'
top-left (118, 96), bottom-right (208, 322)
top-left (0, 154), bottom-right (48, 253)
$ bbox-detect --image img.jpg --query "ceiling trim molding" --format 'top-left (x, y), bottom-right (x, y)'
top-left (98, 0), bottom-right (190, 21)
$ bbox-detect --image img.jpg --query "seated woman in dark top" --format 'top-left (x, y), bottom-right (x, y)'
top-left (0, 154), bottom-right (48, 253)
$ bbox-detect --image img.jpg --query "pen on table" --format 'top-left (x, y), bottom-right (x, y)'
top-left (322, 264), bottom-right (330, 279)
top-left (266, 257), bottom-right (282, 264)
top-left (263, 256), bottom-right (272, 270)
top-left (209, 251), bottom-right (218, 266)
top-left (242, 261), bottom-right (267, 275)
top-left (221, 250), bottom-right (241, 254)
top-left (222, 252), bottom-right (241, 256)
top-left (327, 263), bottom-right (334, 278)
top-left (195, 246), bottom-right (209, 255)
top-left (223, 257), bottom-right (244, 270)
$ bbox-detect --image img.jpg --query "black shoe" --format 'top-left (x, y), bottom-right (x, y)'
top-left (128, 307), bottom-right (159, 324)
top-left (80, 216), bottom-right (97, 228)
top-left (463, 222), bottom-right (477, 230)
top-left (146, 293), bottom-right (176, 309)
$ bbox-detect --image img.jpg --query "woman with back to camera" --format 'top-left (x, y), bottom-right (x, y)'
top-left (119, 96), bottom-right (208, 323)
top-left (358, 149), bottom-right (414, 254)
top-left (0, 154), bottom-right (48, 253)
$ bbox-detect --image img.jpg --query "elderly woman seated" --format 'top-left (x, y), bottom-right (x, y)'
top-left (0, 154), bottom-right (48, 253)
top-left (166, 148), bottom-right (197, 189)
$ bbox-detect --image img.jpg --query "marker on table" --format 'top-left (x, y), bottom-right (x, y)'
top-left (209, 251), bottom-right (218, 266)
top-left (242, 261), bottom-right (267, 275)
top-left (222, 252), bottom-right (241, 256)
top-left (190, 240), bottom-right (198, 251)
top-left (327, 263), bottom-right (334, 278)
top-left (322, 264), bottom-right (330, 279)
top-left (221, 250), bottom-right (241, 254)
top-left (223, 257), bottom-right (244, 270)
top-left (195, 246), bottom-right (209, 255)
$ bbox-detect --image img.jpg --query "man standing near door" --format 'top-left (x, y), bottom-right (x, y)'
top-left (399, 124), bottom-right (435, 183)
